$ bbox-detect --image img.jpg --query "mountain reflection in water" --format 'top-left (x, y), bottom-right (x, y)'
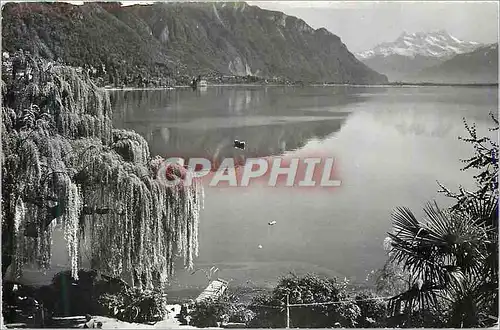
top-left (111, 86), bottom-right (371, 165)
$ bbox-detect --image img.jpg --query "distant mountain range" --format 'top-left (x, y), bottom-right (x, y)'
top-left (414, 43), bottom-right (498, 84)
top-left (1, 2), bottom-right (387, 86)
top-left (356, 31), bottom-right (496, 83)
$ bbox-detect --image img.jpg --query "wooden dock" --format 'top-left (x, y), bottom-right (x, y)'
top-left (195, 279), bottom-right (229, 303)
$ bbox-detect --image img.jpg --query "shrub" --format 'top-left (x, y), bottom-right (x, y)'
top-left (354, 291), bottom-right (388, 328)
top-left (188, 297), bottom-right (230, 328)
top-left (188, 291), bottom-right (256, 328)
top-left (30, 269), bottom-right (167, 324)
top-left (228, 304), bottom-right (255, 324)
top-left (248, 273), bottom-right (361, 328)
top-left (98, 287), bottom-right (168, 323)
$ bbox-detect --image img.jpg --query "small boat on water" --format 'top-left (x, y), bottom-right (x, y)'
top-left (198, 79), bottom-right (208, 87)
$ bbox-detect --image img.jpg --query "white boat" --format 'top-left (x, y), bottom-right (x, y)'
top-left (198, 79), bottom-right (208, 87)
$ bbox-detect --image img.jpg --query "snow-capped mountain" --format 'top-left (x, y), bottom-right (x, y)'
top-left (356, 30), bottom-right (484, 82)
top-left (357, 30), bottom-right (481, 59)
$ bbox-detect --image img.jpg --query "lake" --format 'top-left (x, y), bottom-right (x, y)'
top-left (109, 85), bottom-right (498, 292)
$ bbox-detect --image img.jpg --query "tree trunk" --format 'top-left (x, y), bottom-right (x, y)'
top-left (2, 188), bottom-right (14, 279)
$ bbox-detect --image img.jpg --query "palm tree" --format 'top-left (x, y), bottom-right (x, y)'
top-left (384, 115), bottom-right (498, 327)
top-left (386, 201), bottom-right (497, 327)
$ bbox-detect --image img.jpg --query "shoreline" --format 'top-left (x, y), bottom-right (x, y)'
top-left (318, 82), bottom-right (499, 87)
top-left (104, 82), bottom-right (498, 91)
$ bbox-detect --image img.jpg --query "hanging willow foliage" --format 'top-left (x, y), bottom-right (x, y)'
top-left (74, 141), bottom-right (204, 288)
top-left (2, 50), bottom-right (204, 288)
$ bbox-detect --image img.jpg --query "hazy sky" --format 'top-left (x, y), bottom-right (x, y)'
top-left (62, 1), bottom-right (498, 52)
top-left (248, 1), bottom-right (499, 52)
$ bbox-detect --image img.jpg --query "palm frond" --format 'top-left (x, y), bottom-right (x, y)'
top-left (387, 202), bottom-right (496, 323)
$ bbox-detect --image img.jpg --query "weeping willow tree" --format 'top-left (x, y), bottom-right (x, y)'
top-left (1, 50), bottom-right (204, 290)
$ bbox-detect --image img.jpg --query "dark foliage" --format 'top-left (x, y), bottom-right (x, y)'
top-left (39, 270), bottom-right (128, 316)
top-left (247, 273), bottom-right (360, 328)
top-left (2, 282), bottom-right (47, 326)
top-left (21, 269), bottom-right (168, 324)
top-left (354, 291), bottom-right (388, 327)
top-left (187, 290), bottom-right (255, 328)
top-left (188, 298), bottom-right (230, 328)
top-left (98, 287), bottom-right (168, 323)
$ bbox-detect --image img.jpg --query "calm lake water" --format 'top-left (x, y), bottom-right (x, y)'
top-left (110, 85), bottom-right (498, 291)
